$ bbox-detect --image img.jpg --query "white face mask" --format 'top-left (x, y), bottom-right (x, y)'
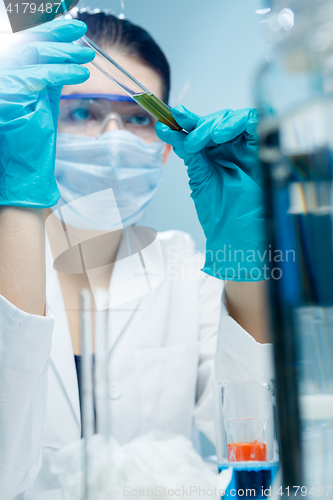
top-left (53, 130), bottom-right (165, 231)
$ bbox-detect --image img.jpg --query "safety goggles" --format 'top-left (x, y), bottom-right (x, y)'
top-left (58, 93), bottom-right (158, 142)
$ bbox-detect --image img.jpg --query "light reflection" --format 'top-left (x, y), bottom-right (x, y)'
top-left (277, 8), bottom-right (295, 31)
top-left (0, 33), bottom-right (27, 52)
top-left (309, 31), bottom-right (332, 52)
top-left (255, 8), bottom-right (271, 15)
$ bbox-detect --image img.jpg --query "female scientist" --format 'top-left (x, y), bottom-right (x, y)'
top-left (0, 12), bottom-right (272, 499)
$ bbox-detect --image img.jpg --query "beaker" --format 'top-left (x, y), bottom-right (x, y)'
top-left (225, 418), bottom-right (267, 462)
top-left (214, 381), bottom-right (279, 499)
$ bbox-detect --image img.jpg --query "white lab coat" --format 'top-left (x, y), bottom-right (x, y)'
top-left (0, 229), bottom-right (273, 499)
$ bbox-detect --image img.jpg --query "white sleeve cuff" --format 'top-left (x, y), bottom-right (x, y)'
top-left (216, 291), bottom-right (274, 383)
top-left (0, 293), bottom-right (54, 372)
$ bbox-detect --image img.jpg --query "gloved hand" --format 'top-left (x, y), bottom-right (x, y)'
top-left (0, 19), bottom-right (95, 208)
top-left (155, 106), bottom-right (267, 281)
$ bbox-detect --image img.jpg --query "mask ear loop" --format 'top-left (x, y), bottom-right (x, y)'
top-left (98, 113), bottom-right (125, 137)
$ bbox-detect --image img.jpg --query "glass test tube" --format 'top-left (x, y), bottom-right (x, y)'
top-left (78, 35), bottom-right (184, 132)
top-left (93, 288), bottom-right (110, 438)
top-left (80, 288), bottom-right (110, 438)
top-left (80, 288), bottom-right (111, 500)
top-left (80, 289), bottom-right (94, 500)
top-left (93, 288), bottom-right (111, 499)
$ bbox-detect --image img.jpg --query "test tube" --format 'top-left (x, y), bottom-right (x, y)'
top-left (93, 288), bottom-right (111, 499)
top-left (80, 288), bottom-right (111, 500)
top-left (78, 35), bottom-right (184, 132)
top-left (93, 288), bottom-right (110, 438)
top-left (80, 289), bottom-right (94, 500)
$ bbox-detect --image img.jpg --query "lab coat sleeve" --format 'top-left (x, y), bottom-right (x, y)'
top-left (193, 277), bottom-right (274, 446)
top-left (0, 294), bottom-right (53, 500)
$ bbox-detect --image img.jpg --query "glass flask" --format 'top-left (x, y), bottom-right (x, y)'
top-left (256, 0), bottom-right (333, 493)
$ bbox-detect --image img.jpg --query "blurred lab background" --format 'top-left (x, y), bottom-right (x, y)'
top-left (77, 0), bottom-right (266, 252)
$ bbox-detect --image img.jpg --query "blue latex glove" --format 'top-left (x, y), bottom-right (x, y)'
top-left (0, 19), bottom-right (95, 208)
top-left (155, 106), bottom-right (267, 281)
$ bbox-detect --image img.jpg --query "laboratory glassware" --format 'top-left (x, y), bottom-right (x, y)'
top-left (77, 36), bottom-right (184, 132)
top-left (80, 288), bottom-right (110, 500)
top-left (215, 382), bottom-right (279, 499)
top-left (256, 0), bottom-right (333, 492)
top-left (80, 289), bottom-right (94, 500)
top-left (93, 288), bottom-right (111, 438)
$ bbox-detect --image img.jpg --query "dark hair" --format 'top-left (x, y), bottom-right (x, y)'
top-left (74, 10), bottom-right (171, 103)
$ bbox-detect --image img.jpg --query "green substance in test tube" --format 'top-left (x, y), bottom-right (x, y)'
top-left (133, 92), bottom-right (183, 132)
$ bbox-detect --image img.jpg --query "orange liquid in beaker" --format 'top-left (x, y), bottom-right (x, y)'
top-left (228, 442), bottom-right (267, 462)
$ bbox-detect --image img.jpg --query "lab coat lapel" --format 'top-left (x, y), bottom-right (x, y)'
top-left (46, 238), bottom-right (81, 429)
top-left (107, 227), bottom-right (165, 351)
top-left (45, 226), bottom-right (165, 424)
top-left (107, 230), bottom-right (143, 351)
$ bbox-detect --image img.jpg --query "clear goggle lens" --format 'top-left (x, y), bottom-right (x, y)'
top-left (58, 94), bottom-right (158, 141)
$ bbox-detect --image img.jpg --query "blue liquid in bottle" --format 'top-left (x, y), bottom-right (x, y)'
top-left (218, 463), bottom-right (279, 499)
